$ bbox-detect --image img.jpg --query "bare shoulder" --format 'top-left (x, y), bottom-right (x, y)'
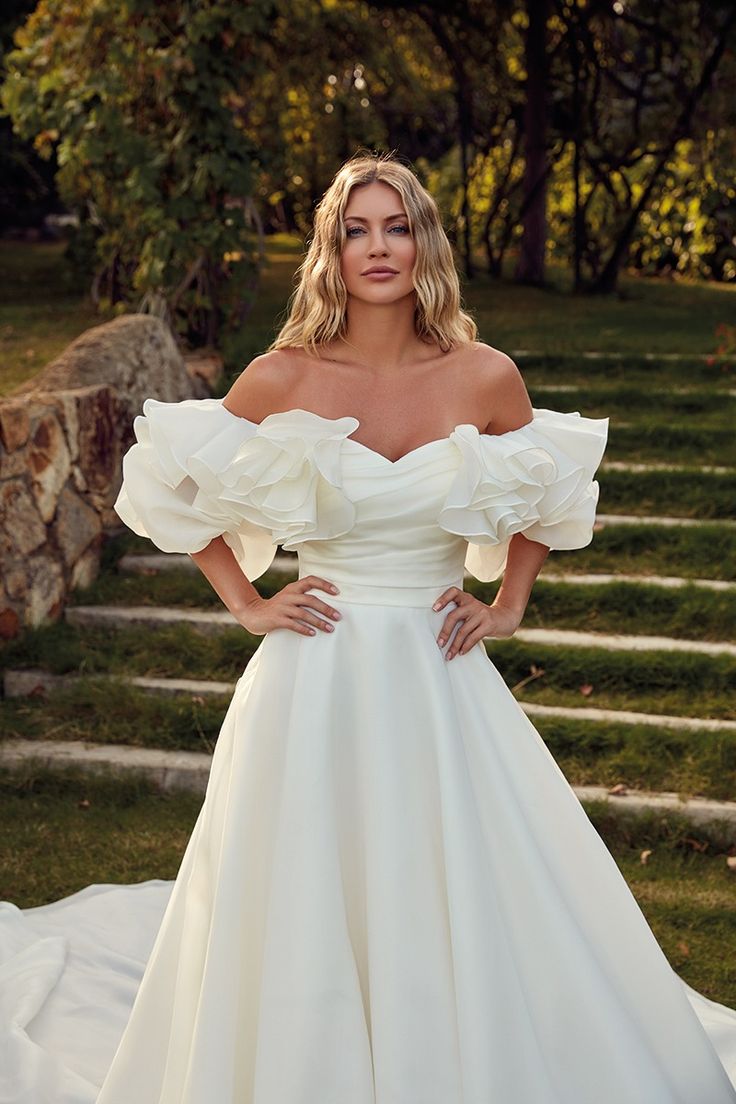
top-left (462, 341), bottom-right (533, 434)
top-left (222, 348), bottom-right (301, 422)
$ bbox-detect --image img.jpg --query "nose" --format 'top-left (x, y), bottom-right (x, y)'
top-left (368, 240), bottom-right (389, 257)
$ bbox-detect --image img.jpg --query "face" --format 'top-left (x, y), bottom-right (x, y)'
top-left (340, 181), bottom-right (417, 303)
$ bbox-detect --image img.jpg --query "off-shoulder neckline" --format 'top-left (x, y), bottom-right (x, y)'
top-left (216, 400), bottom-right (536, 467)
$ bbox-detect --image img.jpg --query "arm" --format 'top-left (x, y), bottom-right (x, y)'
top-left (435, 346), bottom-right (549, 658)
top-left (189, 536), bottom-right (261, 620)
top-left (189, 354), bottom-right (342, 640)
top-left (492, 532), bottom-right (550, 619)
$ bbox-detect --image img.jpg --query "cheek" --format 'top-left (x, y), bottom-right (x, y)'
top-left (340, 246), bottom-right (362, 282)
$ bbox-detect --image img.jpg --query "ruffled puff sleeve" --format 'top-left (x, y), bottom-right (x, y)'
top-left (113, 398), bottom-right (359, 581)
top-left (439, 407), bottom-right (610, 582)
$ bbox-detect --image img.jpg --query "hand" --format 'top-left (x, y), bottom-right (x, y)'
top-left (236, 576), bottom-right (343, 637)
top-left (433, 588), bottom-right (523, 660)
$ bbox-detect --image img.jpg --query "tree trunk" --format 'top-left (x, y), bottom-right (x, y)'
top-left (514, 0), bottom-right (550, 286)
top-left (591, 5), bottom-right (736, 294)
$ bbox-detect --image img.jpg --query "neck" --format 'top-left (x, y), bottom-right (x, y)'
top-left (334, 295), bottom-right (430, 371)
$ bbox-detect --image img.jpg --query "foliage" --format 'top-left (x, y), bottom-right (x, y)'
top-left (1, 0), bottom-right (734, 329)
top-left (1, 0), bottom-right (274, 344)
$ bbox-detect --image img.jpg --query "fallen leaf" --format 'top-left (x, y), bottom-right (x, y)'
top-left (640, 849), bottom-right (652, 865)
top-left (608, 783), bottom-right (628, 796)
top-left (677, 941), bottom-right (690, 957)
top-left (579, 683), bottom-right (594, 697)
top-left (726, 856), bottom-right (736, 872)
top-left (78, 798), bottom-right (91, 810)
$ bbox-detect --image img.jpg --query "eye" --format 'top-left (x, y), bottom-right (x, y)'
top-left (344, 223), bottom-right (410, 237)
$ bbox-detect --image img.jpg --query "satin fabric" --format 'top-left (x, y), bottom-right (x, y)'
top-left (2, 400), bottom-right (735, 1103)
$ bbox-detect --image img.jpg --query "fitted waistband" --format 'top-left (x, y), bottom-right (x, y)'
top-left (297, 575), bottom-right (465, 608)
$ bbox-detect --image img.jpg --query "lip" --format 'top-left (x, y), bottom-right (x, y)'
top-left (362, 267), bottom-right (399, 276)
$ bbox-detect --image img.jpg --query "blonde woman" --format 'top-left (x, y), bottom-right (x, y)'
top-left (4, 152), bottom-right (736, 1103)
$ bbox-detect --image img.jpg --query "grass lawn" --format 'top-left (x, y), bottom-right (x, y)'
top-left (2, 236), bottom-right (734, 398)
top-left (1, 767), bottom-right (734, 1008)
top-left (4, 684), bottom-right (736, 801)
top-left (2, 236), bottom-right (735, 1008)
top-left (76, 568), bottom-right (736, 643)
top-left (0, 241), bottom-right (118, 396)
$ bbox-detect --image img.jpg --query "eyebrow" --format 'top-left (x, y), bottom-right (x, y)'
top-left (343, 213), bottom-right (407, 222)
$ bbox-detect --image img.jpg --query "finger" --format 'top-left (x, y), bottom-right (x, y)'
top-left (287, 607), bottom-right (336, 634)
top-left (436, 607), bottom-right (468, 645)
top-left (432, 587), bottom-right (462, 611)
top-left (457, 628), bottom-right (487, 656)
top-left (290, 621), bottom-right (319, 636)
top-left (446, 616), bottom-right (484, 659)
top-left (292, 594), bottom-right (342, 621)
top-left (300, 576), bottom-right (340, 595)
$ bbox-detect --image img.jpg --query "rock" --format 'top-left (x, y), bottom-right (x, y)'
top-left (0, 314), bottom-right (214, 636)
top-left (0, 479), bottom-right (47, 556)
top-left (11, 314), bottom-right (204, 418)
top-left (54, 485), bottom-right (101, 566)
top-left (28, 410), bottom-right (72, 522)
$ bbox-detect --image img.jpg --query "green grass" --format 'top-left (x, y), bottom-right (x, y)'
top-left (0, 620), bottom-right (257, 681)
top-left (529, 385), bottom-right (736, 426)
top-left (604, 426), bottom-right (736, 468)
top-left (492, 639), bottom-right (736, 721)
top-left (0, 765), bottom-right (202, 905)
top-left (5, 683), bottom-right (736, 802)
top-left (461, 257), bottom-right (736, 358)
top-left (3, 237), bottom-right (735, 399)
top-left (518, 580), bottom-right (736, 643)
top-left (72, 565), bottom-right (736, 643)
top-left (545, 524), bottom-right (736, 581)
top-left (1, 766), bottom-right (734, 1007)
top-left (70, 560), bottom-right (287, 610)
top-left (540, 717), bottom-right (736, 801)
top-left (0, 677), bottom-right (231, 753)
top-left (115, 524), bottom-right (736, 582)
top-left (5, 616), bottom-right (734, 721)
top-left (582, 801), bottom-right (736, 1008)
top-left (0, 241), bottom-right (119, 396)
top-left (517, 353), bottom-right (735, 388)
top-left (597, 470), bottom-right (736, 519)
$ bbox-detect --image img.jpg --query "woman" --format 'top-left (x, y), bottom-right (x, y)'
top-left (3, 151), bottom-right (736, 1103)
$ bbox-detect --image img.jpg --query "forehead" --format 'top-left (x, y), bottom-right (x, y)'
top-left (344, 180), bottom-right (405, 217)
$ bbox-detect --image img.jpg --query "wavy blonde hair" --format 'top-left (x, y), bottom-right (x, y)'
top-left (266, 150), bottom-right (477, 357)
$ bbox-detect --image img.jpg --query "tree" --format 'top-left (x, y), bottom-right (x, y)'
top-left (2, 0), bottom-right (275, 345)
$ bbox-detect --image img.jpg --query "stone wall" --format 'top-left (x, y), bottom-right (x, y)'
top-left (0, 314), bottom-right (222, 638)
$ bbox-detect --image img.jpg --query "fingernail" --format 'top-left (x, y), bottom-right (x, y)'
top-left (331, 585), bottom-right (339, 593)
top-left (432, 602), bottom-right (440, 610)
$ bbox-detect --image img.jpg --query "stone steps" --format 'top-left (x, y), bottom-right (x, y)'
top-left (64, 603), bottom-right (736, 657)
top-left (7, 668), bottom-right (735, 736)
top-left (2, 736), bottom-right (734, 827)
top-left (117, 552), bottom-right (735, 592)
top-left (596, 513), bottom-right (736, 528)
top-left (601, 460), bottom-right (733, 475)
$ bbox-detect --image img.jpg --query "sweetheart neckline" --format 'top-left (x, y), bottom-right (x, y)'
top-left (215, 401), bottom-right (534, 467)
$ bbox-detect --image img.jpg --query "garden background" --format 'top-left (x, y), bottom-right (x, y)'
top-left (1, 0), bottom-right (735, 1004)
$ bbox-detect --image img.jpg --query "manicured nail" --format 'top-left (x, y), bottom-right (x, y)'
top-left (432, 601), bottom-right (441, 610)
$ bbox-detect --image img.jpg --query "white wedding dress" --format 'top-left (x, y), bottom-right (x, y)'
top-left (3, 397), bottom-right (736, 1104)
